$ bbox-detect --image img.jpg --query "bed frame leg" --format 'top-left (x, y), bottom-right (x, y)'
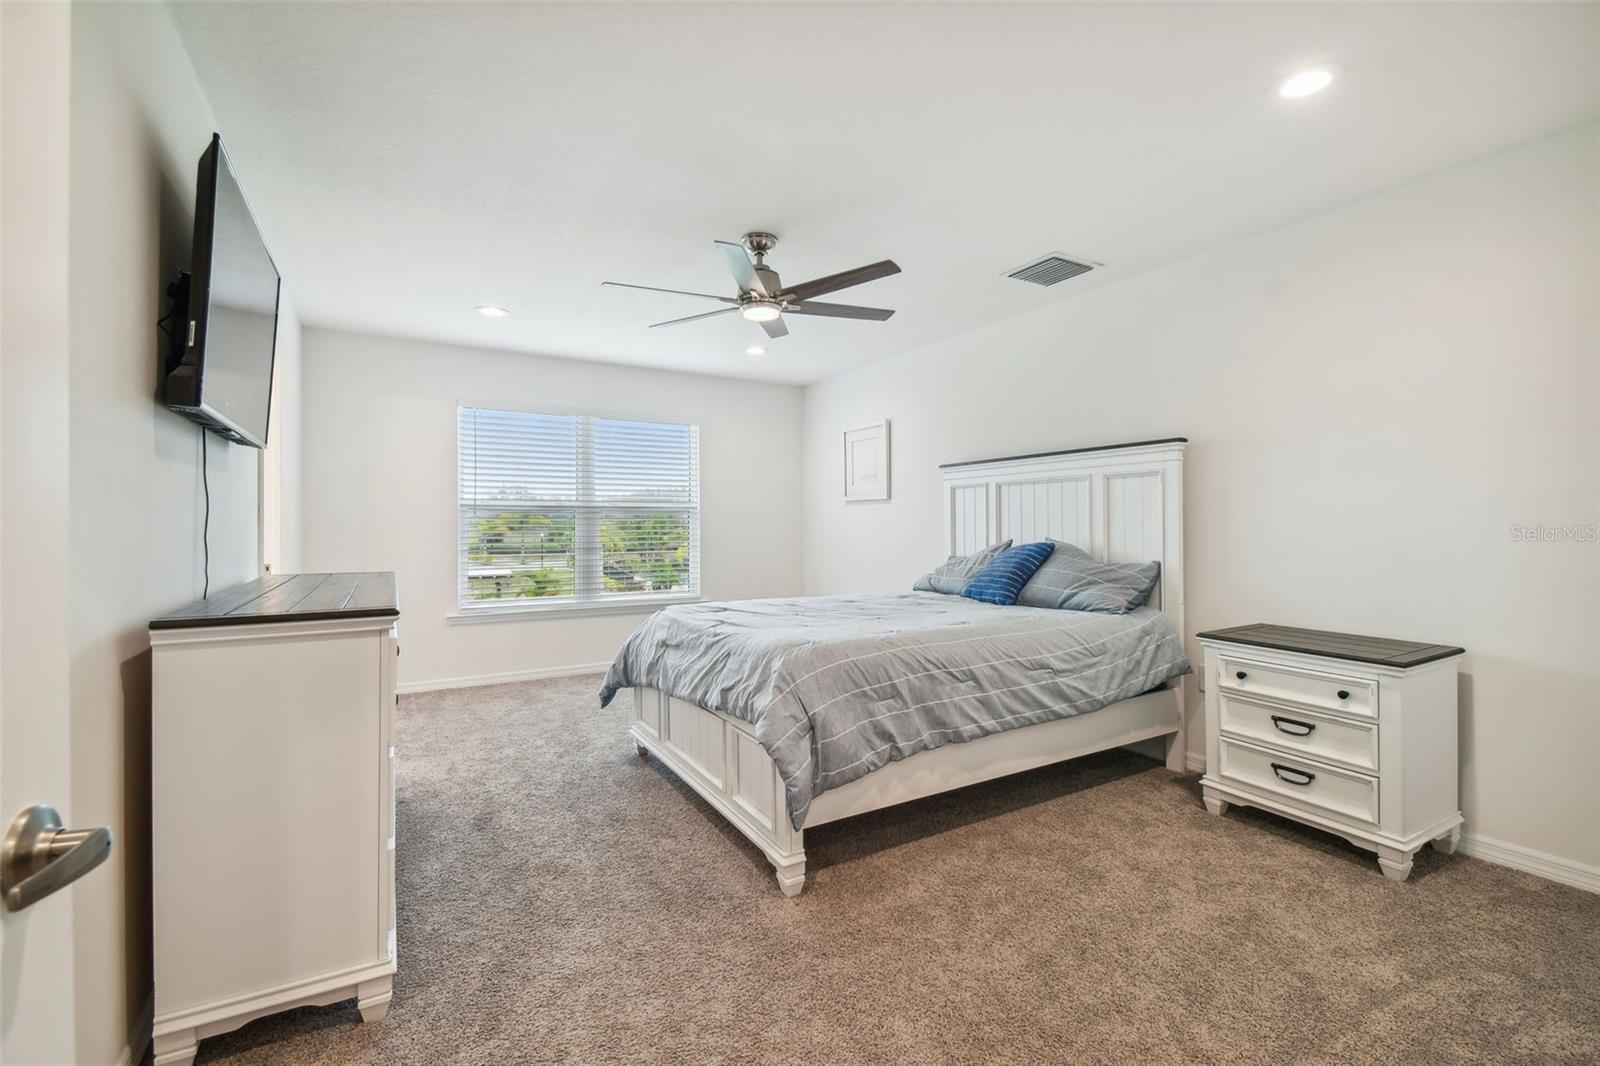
top-left (1162, 728), bottom-right (1186, 773)
top-left (774, 858), bottom-right (806, 898)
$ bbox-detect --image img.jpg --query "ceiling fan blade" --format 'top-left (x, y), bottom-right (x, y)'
top-left (714, 240), bottom-right (764, 295)
top-left (648, 307), bottom-right (739, 329)
top-left (759, 316), bottom-right (789, 340)
top-left (778, 259), bottom-right (900, 303)
top-left (603, 281), bottom-right (735, 303)
top-left (784, 301), bottom-right (895, 321)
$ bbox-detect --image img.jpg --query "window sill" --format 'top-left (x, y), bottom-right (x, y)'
top-left (445, 595), bottom-right (703, 625)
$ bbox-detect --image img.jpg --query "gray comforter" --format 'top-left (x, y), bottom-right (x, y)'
top-left (599, 593), bottom-right (1191, 829)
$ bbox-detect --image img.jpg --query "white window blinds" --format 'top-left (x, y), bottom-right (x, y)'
top-left (458, 407), bottom-right (700, 610)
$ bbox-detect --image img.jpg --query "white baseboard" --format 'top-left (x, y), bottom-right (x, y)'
top-left (1184, 751), bottom-right (1206, 773)
top-left (118, 995), bottom-right (153, 1066)
top-left (398, 661), bottom-right (611, 695)
top-left (1458, 831), bottom-right (1600, 895)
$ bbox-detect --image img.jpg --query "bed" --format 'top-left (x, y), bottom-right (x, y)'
top-left (600, 439), bottom-right (1189, 895)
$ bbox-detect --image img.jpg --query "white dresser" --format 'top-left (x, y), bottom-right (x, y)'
top-left (1197, 623), bottom-right (1464, 882)
top-left (149, 572), bottom-right (399, 1066)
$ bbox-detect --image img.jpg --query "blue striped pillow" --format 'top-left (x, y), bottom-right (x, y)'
top-left (961, 541), bottom-right (1056, 606)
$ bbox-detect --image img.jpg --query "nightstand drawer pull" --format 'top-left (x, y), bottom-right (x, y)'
top-left (1235, 670), bottom-right (1248, 680)
top-left (1270, 763), bottom-right (1316, 786)
top-left (1270, 714), bottom-right (1316, 737)
top-left (1337, 689), bottom-right (1350, 700)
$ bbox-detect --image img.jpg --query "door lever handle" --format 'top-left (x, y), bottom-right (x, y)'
top-left (1, 805), bottom-right (113, 912)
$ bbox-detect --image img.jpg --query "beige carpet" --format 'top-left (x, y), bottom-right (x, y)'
top-left (196, 674), bottom-right (1600, 1065)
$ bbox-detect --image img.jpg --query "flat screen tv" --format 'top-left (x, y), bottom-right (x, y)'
top-left (165, 133), bottom-right (280, 449)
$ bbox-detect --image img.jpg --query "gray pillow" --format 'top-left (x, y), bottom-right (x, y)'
top-left (913, 540), bottom-right (1012, 595)
top-left (1016, 540), bottom-right (1160, 613)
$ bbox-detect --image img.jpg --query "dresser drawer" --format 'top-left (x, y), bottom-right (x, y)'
top-left (1217, 738), bottom-right (1378, 826)
top-left (1219, 694), bottom-right (1378, 773)
top-left (1218, 654), bottom-right (1375, 718)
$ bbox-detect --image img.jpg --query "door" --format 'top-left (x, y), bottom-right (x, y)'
top-left (1, 4), bottom-right (82, 1062)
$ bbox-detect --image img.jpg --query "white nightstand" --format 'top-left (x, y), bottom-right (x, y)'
top-left (1196, 623), bottom-right (1465, 882)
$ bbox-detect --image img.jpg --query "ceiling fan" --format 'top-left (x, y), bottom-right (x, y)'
top-left (602, 233), bottom-right (900, 340)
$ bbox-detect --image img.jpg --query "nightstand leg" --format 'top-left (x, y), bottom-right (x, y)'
top-left (1201, 786), bottom-right (1228, 817)
top-left (153, 1028), bottom-right (198, 1066)
top-left (1377, 845), bottom-right (1414, 882)
top-left (358, 976), bottom-right (393, 1022)
top-left (1430, 826), bottom-right (1461, 855)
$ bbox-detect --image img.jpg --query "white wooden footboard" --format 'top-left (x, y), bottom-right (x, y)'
top-left (630, 684), bottom-right (1181, 897)
top-left (630, 688), bottom-right (807, 896)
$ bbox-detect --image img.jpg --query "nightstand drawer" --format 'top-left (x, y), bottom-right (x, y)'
top-left (1218, 654), bottom-right (1376, 718)
top-left (1217, 738), bottom-right (1378, 826)
top-left (1219, 694), bottom-right (1378, 773)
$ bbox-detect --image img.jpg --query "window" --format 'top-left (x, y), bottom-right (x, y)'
top-left (457, 406), bottom-right (700, 611)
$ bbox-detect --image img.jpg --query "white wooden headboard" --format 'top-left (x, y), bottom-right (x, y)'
top-left (940, 438), bottom-right (1186, 639)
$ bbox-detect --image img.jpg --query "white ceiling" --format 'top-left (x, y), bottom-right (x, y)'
top-left (169, 2), bottom-right (1598, 385)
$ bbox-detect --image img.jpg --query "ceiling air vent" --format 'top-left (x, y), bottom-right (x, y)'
top-left (1005, 253), bottom-right (1097, 287)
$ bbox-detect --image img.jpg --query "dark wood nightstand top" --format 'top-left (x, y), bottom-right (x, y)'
top-left (1195, 623), bottom-right (1464, 668)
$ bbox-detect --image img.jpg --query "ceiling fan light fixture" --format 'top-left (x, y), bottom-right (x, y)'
top-left (604, 235), bottom-right (900, 334)
top-left (741, 302), bottom-right (782, 323)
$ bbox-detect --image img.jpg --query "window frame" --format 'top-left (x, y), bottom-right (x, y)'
top-left (453, 401), bottom-right (702, 619)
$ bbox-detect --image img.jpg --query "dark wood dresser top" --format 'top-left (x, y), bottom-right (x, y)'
top-left (1195, 623), bottom-right (1464, 668)
top-left (151, 572), bottom-right (399, 630)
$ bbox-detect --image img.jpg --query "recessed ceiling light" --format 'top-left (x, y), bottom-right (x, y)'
top-left (745, 345), bottom-right (767, 356)
top-left (1275, 67), bottom-right (1338, 100)
top-left (475, 305), bottom-right (510, 318)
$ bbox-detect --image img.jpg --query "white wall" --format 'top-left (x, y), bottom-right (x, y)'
top-left (263, 298), bottom-right (304, 573)
top-left (803, 125), bottom-right (1599, 873)
top-left (300, 328), bottom-right (805, 688)
top-left (62, 5), bottom-right (302, 1061)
